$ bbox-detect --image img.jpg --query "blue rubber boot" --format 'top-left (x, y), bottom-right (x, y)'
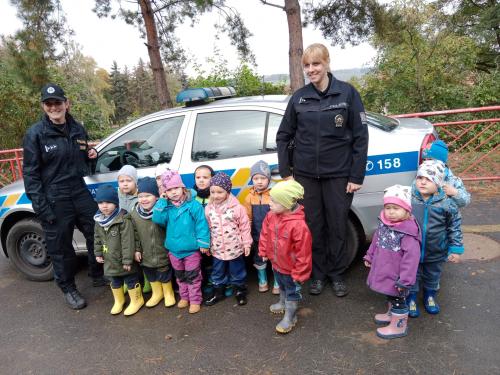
top-left (408, 292), bottom-right (420, 318)
top-left (423, 289), bottom-right (440, 314)
top-left (257, 268), bottom-right (269, 292)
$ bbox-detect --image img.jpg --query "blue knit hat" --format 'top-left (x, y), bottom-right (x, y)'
top-left (95, 184), bottom-right (119, 205)
top-left (137, 177), bottom-right (159, 197)
top-left (422, 140), bottom-right (448, 163)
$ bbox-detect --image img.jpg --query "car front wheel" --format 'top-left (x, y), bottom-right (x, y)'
top-left (6, 219), bottom-right (53, 281)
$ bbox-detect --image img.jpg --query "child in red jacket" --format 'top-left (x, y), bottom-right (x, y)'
top-left (259, 180), bottom-right (312, 334)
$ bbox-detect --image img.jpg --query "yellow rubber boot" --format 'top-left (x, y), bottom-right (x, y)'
top-left (110, 286), bottom-right (125, 315)
top-left (146, 281), bottom-right (163, 308)
top-left (124, 283), bottom-right (144, 316)
top-left (162, 281), bottom-right (176, 307)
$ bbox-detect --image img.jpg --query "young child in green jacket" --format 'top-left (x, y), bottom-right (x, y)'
top-left (94, 184), bottom-right (143, 316)
top-left (130, 177), bottom-right (176, 308)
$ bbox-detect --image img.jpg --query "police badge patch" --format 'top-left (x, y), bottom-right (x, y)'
top-left (335, 114), bottom-right (344, 127)
top-left (360, 112), bottom-right (367, 124)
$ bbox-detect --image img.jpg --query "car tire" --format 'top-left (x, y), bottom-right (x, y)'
top-left (6, 219), bottom-right (53, 281)
top-left (345, 216), bottom-right (363, 267)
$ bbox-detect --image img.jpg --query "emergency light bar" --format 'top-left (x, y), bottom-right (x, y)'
top-left (176, 87), bottom-right (236, 106)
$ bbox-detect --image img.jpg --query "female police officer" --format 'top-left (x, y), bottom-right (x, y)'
top-left (276, 44), bottom-right (368, 297)
top-left (23, 83), bottom-right (106, 309)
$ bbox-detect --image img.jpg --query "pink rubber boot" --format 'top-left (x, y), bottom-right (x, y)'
top-left (376, 312), bottom-right (408, 339)
top-left (374, 302), bottom-right (392, 325)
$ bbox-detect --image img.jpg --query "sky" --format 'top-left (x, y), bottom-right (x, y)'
top-left (0, 0), bottom-right (377, 76)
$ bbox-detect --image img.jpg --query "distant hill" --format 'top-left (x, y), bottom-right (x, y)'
top-left (264, 67), bottom-right (371, 84)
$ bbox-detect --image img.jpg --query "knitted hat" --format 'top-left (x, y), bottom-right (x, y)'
top-left (161, 169), bottom-right (185, 190)
top-left (270, 180), bottom-right (304, 210)
top-left (250, 160), bottom-right (271, 180)
top-left (210, 172), bottom-right (232, 193)
top-left (118, 165), bottom-right (138, 183)
top-left (422, 140), bottom-right (448, 163)
top-left (417, 160), bottom-right (446, 187)
top-left (383, 184), bottom-right (412, 212)
top-left (137, 177), bottom-right (159, 197)
top-left (155, 163), bottom-right (169, 178)
top-left (95, 184), bottom-right (119, 206)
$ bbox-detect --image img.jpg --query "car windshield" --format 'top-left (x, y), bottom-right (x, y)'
top-left (367, 112), bottom-right (399, 132)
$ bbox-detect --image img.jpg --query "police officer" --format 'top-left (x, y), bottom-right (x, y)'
top-left (23, 83), bottom-right (106, 310)
top-left (276, 44), bottom-right (368, 297)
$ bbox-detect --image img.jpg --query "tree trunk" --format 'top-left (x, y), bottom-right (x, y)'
top-left (284, 0), bottom-right (304, 92)
top-left (138, 0), bottom-right (173, 108)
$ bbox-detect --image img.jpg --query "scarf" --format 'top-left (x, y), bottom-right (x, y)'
top-left (136, 204), bottom-right (153, 220)
top-left (94, 207), bottom-right (120, 228)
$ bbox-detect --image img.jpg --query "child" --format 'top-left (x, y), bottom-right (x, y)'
top-left (152, 169), bottom-right (210, 314)
top-left (422, 140), bottom-right (471, 208)
top-left (118, 164), bottom-right (151, 293)
top-left (193, 165), bottom-right (215, 207)
top-left (409, 160), bottom-right (464, 317)
top-left (117, 165), bottom-right (138, 213)
top-left (94, 184), bottom-right (143, 316)
top-left (363, 185), bottom-right (421, 339)
top-left (192, 165), bottom-right (217, 296)
top-left (258, 180), bottom-right (312, 334)
top-left (155, 163), bottom-right (168, 196)
top-left (243, 160), bottom-right (279, 293)
top-left (130, 177), bottom-right (176, 308)
top-left (204, 172), bottom-right (253, 306)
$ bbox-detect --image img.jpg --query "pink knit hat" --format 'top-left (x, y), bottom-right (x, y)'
top-left (161, 169), bottom-right (185, 191)
top-left (383, 184), bottom-right (412, 212)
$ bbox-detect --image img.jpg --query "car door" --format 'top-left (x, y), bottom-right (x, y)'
top-left (179, 106), bottom-right (283, 198)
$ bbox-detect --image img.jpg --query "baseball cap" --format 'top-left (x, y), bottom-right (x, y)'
top-left (41, 83), bottom-right (67, 102)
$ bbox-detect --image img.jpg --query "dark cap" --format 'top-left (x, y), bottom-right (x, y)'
top-left (41, 83), bottom-right (67, 102)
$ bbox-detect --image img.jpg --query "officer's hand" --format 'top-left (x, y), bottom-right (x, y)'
top-left (123, 264), bottom-right (131, 271)
top-left (96, 256), bottom-right (104, 264)
top-left (87, 148), bottom-right (98, 159)
top-left (346, 182), bottom-right (362, 193)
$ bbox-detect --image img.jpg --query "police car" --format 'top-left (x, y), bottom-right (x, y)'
top-left (0, 87), bottom-right (436, 281)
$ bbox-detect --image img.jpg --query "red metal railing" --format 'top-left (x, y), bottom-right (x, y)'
top-left (393, 106), bottom-right (500, 182)
top-left (0, 149), bottom-right (23, 187)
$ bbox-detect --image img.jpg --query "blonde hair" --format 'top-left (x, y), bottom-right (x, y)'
top-left (302, 43), bottom-right (331, 70)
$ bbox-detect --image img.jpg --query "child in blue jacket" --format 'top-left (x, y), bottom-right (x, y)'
top-left (409, 160), bottom-right (464, 317)
top-left (152, 169), bottom-right (210, 314)
top-left (422, 140), bottom-right (471, 208)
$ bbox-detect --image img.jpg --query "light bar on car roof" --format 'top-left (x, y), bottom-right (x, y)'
top-left (176, 87), bottom-right (236, 106)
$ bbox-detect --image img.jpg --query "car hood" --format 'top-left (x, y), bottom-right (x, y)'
top-left (0, 179), bottom-right (26, 196)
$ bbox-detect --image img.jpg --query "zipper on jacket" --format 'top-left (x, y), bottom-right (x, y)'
top-left (315, 102), bottom-right (321, 177)
top-left (273, 222), bottom-right (279, 266)
top-left (421, 198), bottom-right (430, 262)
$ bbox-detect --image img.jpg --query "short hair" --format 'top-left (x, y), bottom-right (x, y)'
top-left (302, 43), bottom-right (331, 70)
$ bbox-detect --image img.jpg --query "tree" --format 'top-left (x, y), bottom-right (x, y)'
top-left (3, 0), bottom-right (72, 93)
top-left (358, 1), bottom-right (487, 114)
top-left (261, 0), bottom-right (305, 92)
top-left (109, 61), bottom-right (131, 124)
top-left (93, 0), bottom-right (254, 108)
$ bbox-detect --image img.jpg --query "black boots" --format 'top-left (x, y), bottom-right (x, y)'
top-left (204, 286), bottom-right (225, 306)
top-left (64, 288), bottom-right (87, 310)
top-left (235, 286), bottom-right (247, 306)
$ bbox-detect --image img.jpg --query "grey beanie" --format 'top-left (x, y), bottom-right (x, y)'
top-left (118, 165), bottom-right (138, 183)
top-left (250, 160), bottom-right (271, 180)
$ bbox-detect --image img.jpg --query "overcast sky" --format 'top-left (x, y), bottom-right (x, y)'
top-left (0, 0), bottom-right (377, 76)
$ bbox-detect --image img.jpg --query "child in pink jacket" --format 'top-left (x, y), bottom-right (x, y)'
top-left (204, 172), bottom-right (252, 306)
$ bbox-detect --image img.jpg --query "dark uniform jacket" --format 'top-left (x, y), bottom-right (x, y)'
top-left (276, 74), bottom-right (369, 183)
top-left (23, 114), bottom-right (93, 223)
top-left (94, 210), bottom-right (138, 277)
top-left (129, 206), bottom-right (170, 269)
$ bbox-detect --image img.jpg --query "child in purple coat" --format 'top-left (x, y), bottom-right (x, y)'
top-left (364, 185), bottom-right (421, 340)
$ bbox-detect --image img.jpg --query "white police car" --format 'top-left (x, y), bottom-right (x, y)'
top-left (0, 87), bottom-right (436, 280)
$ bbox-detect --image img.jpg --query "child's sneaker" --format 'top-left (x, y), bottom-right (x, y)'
top-left (408, 292), bottom-right (420, 318)
top-left (235, 287), bottom-right (247, 306)
top-left (423, 289), bottom-right (440, 314)
top-left (225, 285), bottom-right (234, 297)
